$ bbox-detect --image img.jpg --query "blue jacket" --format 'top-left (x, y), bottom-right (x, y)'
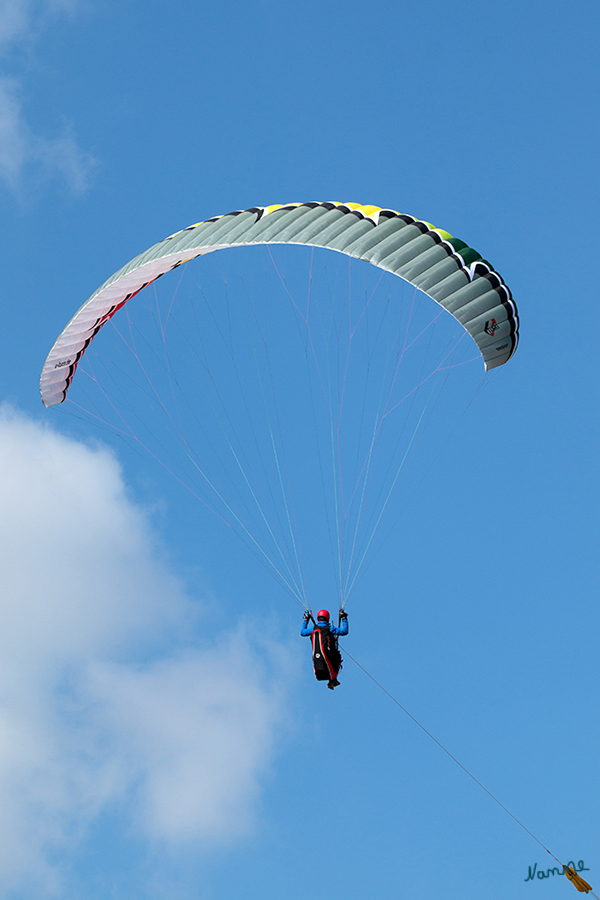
top-left (301, 617), bottom-right (348, 637)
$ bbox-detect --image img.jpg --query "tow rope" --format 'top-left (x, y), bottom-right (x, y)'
top-left (345, 649), bottom-right (596, 897)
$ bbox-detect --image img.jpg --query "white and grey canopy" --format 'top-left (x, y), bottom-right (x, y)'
top-left (40, 201), bottom-right (519, 407)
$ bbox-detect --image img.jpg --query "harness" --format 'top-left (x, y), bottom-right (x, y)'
top-left (311, 624), bottom-right (342, 681)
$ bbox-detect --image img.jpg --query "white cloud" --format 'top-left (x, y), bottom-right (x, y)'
top-left (0, 76), bottom-right (95, 194)
top-left (0, 77), bottom-right (26, 188)
top-left (86, 637), bottom-right (287, 843)
top-left (0, 0), bottom-right (31, 49)
top-left (0, 408), bottom-right (291, 895)
top-left (35, 127), bottom-right (95, 192)
top-left (0, 0), bottom-right (79, 51)
top-left (0, 1), bottom-right (95, 194)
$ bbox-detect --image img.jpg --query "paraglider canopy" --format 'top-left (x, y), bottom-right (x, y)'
top-left (40, 200), bottom-right (519, 612)
top-left (40, 201), bottom-right (518, 408)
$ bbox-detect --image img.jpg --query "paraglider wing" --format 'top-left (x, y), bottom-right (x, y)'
top-left (40, 202), bottom-right (519, 408)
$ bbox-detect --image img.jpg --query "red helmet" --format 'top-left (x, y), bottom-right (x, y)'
top-left (317, 609), bottom-right (330, 622)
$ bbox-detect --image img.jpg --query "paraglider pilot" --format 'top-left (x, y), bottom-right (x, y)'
top-left (301, 609), bottom-right (348, 689)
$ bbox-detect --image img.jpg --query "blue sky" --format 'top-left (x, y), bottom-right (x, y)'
top-left (1, 1), bottom-right (599, 898)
